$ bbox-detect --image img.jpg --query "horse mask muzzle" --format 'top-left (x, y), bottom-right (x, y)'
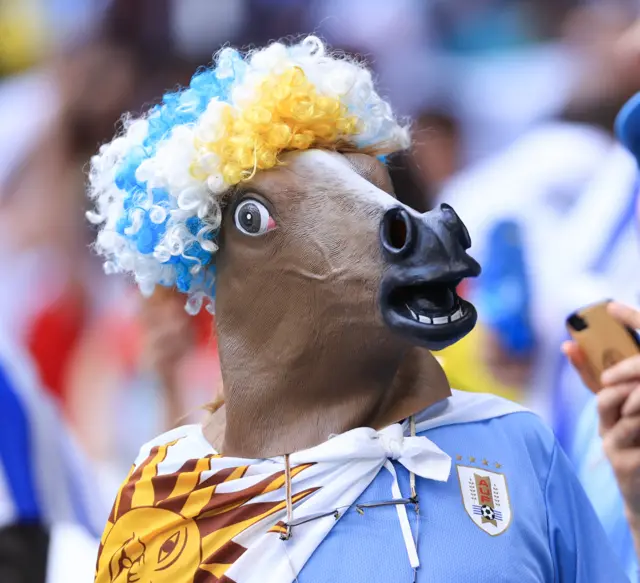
top-left (379, 203), bottom-right (481, 351)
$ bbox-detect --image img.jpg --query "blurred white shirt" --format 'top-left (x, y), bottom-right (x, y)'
top-left (439, 121), bottom-right (632, 430)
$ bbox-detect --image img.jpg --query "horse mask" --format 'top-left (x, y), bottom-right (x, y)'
top-left (88, 37), bottom-right (480, 458)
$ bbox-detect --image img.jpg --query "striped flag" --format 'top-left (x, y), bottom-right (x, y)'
top-left (0, 331), bottom-right (108, 538)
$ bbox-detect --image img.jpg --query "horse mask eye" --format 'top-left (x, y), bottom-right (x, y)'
top-left (234, 199), bottom-right (276, 237)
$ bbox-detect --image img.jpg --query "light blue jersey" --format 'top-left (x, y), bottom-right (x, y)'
top-left (572, 398), bottom-right (638, 583)
top-left (300, 409), bottom-right (628, 582)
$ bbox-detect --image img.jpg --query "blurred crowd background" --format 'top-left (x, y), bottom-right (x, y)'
top-left (2, 0), bottom-right (640, 580)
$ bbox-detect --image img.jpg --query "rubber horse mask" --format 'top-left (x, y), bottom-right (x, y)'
top-left (89, 37), bottom-right (481, 582)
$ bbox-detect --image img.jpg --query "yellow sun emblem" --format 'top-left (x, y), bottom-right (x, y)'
top-left (95, 439), bottom-right (316, 583)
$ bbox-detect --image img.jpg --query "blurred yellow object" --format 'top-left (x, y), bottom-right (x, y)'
top-left (0, 0), bottom-right (50, 75)
top-left (435, 324), bottom-right (522, 403)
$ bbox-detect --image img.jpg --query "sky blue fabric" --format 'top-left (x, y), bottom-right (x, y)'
top-left (0, 360), bottom-right (41, 522)
top-left (572, 398), bottom-right (638, 583)
top-left (299, 411), bottom-right (628, 582)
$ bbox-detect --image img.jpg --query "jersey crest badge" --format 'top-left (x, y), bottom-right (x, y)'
top-left (456, 465), bottom-right (512, 536)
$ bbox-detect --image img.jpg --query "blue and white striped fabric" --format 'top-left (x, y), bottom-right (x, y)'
top-left (0, 331), bottom-right (108, 538)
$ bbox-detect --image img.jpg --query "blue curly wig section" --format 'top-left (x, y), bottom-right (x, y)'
top-left (113, 50), bottom-right (247, 295)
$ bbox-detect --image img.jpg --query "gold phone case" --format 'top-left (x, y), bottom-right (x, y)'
top-left (566, 301), bottom-right (640, 390)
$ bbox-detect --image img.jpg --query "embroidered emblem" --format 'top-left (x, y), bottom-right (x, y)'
top-left (456, 465), bottom-right (512, 536)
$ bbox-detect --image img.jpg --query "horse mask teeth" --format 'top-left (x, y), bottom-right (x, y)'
top-left (87, 36), bottom-right (481, 458)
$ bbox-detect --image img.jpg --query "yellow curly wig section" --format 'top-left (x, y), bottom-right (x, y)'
top-left (192, 66), bottom-right (360, 185)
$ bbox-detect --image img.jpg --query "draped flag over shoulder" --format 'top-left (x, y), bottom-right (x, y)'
top-left (95, 391), bottom-right (525, 583)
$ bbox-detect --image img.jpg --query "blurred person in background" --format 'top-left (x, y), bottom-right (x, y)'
top-left (540, 3), bottom-right (640, 450)
top-left (0, 3), bottom-right (158, 582)
top-left (65, 285), bottom-right (221, 486)
top-left (24, 0), bottom-right (222, 494)
top-left (564, 303), bottom-right (640, 582)
top-left (439, 2), bottom-right (640, 451)
top-left (560, 89), bottom-right (640, 583)
top-left (0, 0), bottom-right (210, 425)
top-left (0, 0), bottom-right (139, 412)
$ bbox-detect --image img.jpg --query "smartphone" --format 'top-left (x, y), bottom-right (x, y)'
top-left (566, 300), bottom-right (640, 390)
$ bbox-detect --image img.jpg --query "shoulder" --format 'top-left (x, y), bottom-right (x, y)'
top-left (132, 424), bottom-right (215, 469)
top-left (415, 393), bottom-right (562, 504)
top-left (416, 389), bottom-right (531, 429)
top-left (417, 390), bottom-right (556, 467)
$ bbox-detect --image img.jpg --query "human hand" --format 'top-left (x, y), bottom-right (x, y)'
top-left (563, 302), bottom-right (640, 520)
top-left (139, 287), bottom-right (195, 379)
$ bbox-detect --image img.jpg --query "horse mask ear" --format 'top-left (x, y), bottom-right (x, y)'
top-left (88, 36), bottom-right (480, 456)
top-left (342, 152), bottom-right (396, 195)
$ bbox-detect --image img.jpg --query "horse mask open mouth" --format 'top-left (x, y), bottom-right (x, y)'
top-left (87, 36), bottom-right (481, 455)
top-left (379, 203), bottom-right (481, 351)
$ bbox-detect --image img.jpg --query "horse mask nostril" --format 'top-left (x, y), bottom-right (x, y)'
top-left (381, 207), bottom-right (414, 258)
